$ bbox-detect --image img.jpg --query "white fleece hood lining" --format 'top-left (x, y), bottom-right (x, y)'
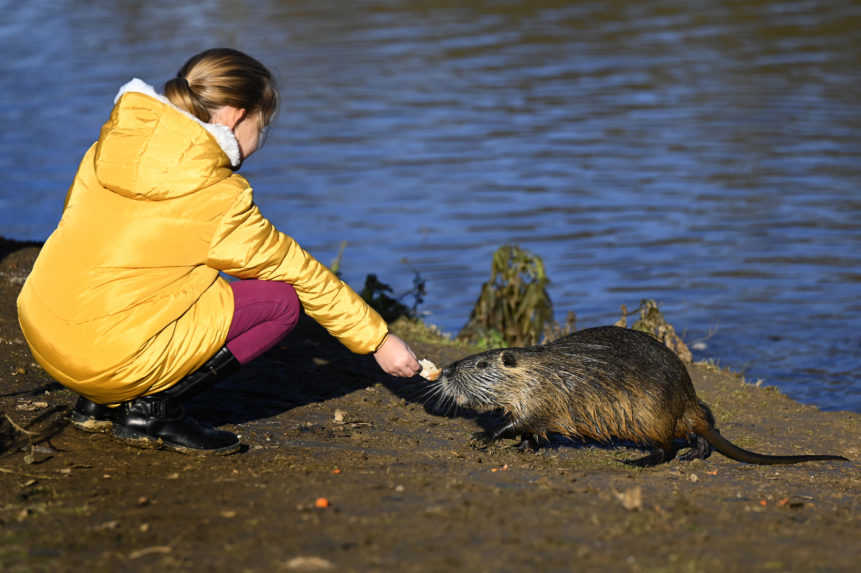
top-left (114, 78), bottom-right (241, 168)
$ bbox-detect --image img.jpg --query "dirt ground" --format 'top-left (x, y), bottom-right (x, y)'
top-left (1, 239), bottom-right (859, 573)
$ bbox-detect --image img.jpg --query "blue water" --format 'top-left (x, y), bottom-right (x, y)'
top-left (1, 1), bottom-right (858, 411)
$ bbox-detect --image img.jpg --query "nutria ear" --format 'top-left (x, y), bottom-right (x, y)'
top-left (501, 352), bottom-right (517, 367)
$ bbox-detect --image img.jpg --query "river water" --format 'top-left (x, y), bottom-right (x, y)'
top-left (1, 1), bottom-right (858, 411)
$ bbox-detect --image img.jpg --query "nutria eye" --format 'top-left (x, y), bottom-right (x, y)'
top-left (476, 360), bottom-right (489, 369)
top-left (502, 352), bottom-right (517, 367)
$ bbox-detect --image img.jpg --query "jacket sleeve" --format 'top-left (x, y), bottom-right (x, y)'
top-left (206, 185), bottom-right (388, 354)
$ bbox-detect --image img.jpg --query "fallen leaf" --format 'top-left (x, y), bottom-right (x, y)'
top-left (284, 556), bottom-right (334, 570)
top-left (15, 400), bottom-right (48, 412)
top-left (129, 546), bottom-right (172, 559)
top-left (94, 520), bottom-right (120, 531)
top-left (613, 486), bottom-right (643, 511)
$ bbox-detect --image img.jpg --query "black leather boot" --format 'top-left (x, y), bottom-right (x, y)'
top-left (161, 346), bottom-right (239, 400)
top-left (70, 396), bottom-right (116, 433)
top-left (111, 346), bottom-right (241, 455)
top-left (112, 394), bottom-right (240, 454)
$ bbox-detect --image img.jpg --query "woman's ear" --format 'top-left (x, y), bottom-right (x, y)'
top-left (210, 105), bottom-right (247, 129)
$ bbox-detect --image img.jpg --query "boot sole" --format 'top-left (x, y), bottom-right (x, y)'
top-left (112, 426), bottom-right (241, 456)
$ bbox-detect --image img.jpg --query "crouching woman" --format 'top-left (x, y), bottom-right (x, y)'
top-left (17, 48), bottom-right (419, 455)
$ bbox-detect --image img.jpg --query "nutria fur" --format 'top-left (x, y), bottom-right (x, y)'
top-left (431, 326), bottom-right (848, 466)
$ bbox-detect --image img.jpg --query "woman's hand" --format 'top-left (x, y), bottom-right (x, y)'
top-left (373, 333), bottom-right (420, 377)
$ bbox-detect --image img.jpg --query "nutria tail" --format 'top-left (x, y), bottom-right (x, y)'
top-left (698, 426), bottom-right (848, 465)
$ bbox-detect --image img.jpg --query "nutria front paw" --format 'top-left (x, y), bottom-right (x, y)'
top-left (470, 430), bottom-right (497, 449)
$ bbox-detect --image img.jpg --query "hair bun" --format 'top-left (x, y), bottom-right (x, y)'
top-left (171, 75), bottom-right (191, 92)
top-left (164, 75), bottom-right (209, 121)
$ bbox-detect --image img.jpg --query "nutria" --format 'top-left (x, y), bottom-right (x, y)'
top-left (430, 326), bottom-right (848, 466)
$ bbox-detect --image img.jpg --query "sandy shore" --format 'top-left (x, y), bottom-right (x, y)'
top-left (1, 239), bottom-right (858, 572)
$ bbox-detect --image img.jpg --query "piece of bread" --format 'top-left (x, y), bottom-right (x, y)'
top-left (418, 359), bottom-right (441, 381)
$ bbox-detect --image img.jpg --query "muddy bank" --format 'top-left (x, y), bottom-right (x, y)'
top-left (1, 240), bottom-right (858, 572)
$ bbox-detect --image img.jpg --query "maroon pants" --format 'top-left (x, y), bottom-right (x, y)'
top-left (225, 280), bottom-right (301, 364)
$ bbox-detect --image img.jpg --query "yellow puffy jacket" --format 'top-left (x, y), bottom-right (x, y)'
top-left (17, 79), bottom-right (388, 404)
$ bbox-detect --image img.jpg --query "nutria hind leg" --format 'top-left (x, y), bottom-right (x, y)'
top-left (513, 433), bottom-right (547, 452)
top-left (622, 450), bottom-right (666, 467)
top-left (678, 434), bottom-right (712, 462)
top-left (622, 443), bottom-right (679, 467)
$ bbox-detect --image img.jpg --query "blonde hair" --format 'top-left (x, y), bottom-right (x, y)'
top-left (164, 48), bottom-right (278, 127)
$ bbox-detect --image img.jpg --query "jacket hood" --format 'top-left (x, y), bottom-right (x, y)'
top-left (93, 78), bottom-right (242, 200)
